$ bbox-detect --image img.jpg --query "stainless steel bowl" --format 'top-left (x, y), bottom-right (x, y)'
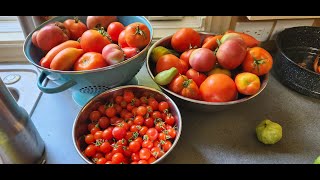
top-left (146, 32), bottom-right (269, 112)
top-left (72, 85), bottom-right (182, 164)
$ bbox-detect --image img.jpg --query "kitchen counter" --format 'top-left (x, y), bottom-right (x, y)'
top-left (31, 62), bottom-right (320, 164)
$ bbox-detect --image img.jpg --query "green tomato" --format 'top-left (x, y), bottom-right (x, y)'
top-left (314, 156), bottom-right (320, 164)
top-left (256, 119), bottom-right (282, 145)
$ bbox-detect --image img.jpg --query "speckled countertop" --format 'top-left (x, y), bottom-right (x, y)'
top-left (31, 62), bottom-right (320, 164)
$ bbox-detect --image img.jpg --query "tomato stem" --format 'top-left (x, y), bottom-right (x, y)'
top-left (74, 16), bottom-right (79, 23)
top-left (134, 25), bottom-right (146, 39)
top-left (252, 57), bottom-right (266, 74)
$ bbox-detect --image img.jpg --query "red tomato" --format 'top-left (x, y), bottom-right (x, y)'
top-left (118, 30), bottom-right (129, 48)
top-left (200, 74), bottom-right (238, 102)
top-left (98, 117), bottom-right (110, 129)
top-left (168, 74), bottom-right (200, 100)
top-left (112, 126), bottom-right (126, 140)
top-left (63, 17), bottom-right (88, 40)
top-left (85, 134), bottom-right (95, 144)
top-left (122, 47), bottom-right (140, 59)
top-left (107, 22), bottom-right (125, 43)
top-left (86, 16), bottom-right (117, 29)
top-left (185, 68), bottom-right (207, 87)
top-left (89, 110), bottom-right (101, 122)
top-left (179, 49), bottom-right (195, 68)
top-left (80, 29), bottom-right (111, 53)
top-left (171, 28), bottom-right (201, 53)
top-left (125, 22), bottom-right (150, 50)
top-left (156, 54), bottom-right (187, 74)
top-left (139, 148), bottom-right (151, 160)
top-left (146, 128), bottom-right (158, 141)
top-left (111, 152), bottom-right (126, 164)
top-left (165, 113), bottom-right (175, 126)
top-left (235, 72), bottom-right (261, 95)
top-left (74, 52), bottom-right (108, 71)
top-left (242, 47), bottom-right (273, 76)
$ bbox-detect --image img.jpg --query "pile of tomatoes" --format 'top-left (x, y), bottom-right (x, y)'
top-left (82, 89), bottom-right (178, 164)
top-left (151, 28), bottom-right (273, 103)
top-left (32, 16), bottom-right (151, 71)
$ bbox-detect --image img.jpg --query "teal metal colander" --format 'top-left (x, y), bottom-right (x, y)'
top-left (23, 16), bottom-right (153, 106)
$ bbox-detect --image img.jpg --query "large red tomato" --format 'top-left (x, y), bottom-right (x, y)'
top-left (125, 22), bottom-right (150, 50)
top-left (86, 16), bottom-right (117, 29)
top-left (171, 28), bottom-right (201, 53)
top-left (168, 74), bottom-right (200, 100)
top-left (156, 54), bottom-right (187, 75)
top-left (80, 29), bottom-right (111, 53)
top-left (74, 52), bottom-right (108, 71)
top-left (200, 74), bottom-right (238, 102)
top-left (63, 17), bottom-right (88, 40)
top-left (216, 38), bottom-right (247, 70)
top-left (242, 47), bottom-right (273, 76)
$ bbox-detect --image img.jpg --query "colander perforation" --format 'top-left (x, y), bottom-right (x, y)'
top-left (79, 86), bottom-right (110, 94)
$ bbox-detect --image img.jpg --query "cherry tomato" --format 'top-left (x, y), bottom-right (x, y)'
top-left (139, 148), bottom-right (151, 160)
top-left (96, 157), bottom-right (107, 164)
top-left (102, 127), bottom-right (113, 140)
top-left (162, 140), bottom-right (172, 152)
top-left (89, 110), bottom-right (101, 122)
top-left (85, 134), bottom-right (95, 144)
top-left (111, 153), bottom-right (126, 164)
top-left (165, 113), bottom-right (175, 126)
top-left (146, 128), bottom-right (158, 141)
top-left (100, 141), bottom-right (112, 153)
top-left (85, 144), bottom-right (97, 157)
top-left (112, 126), bottom-right (126, 140)
top-left (129, 141), bottom-right (141, 153)
top-left (98, 117), bottom-right (110, 129)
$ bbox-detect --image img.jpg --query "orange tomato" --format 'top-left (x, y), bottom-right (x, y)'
top-left (156, 54), bottom-right (187, 75)
top-left (242, 47), bottom-right (273, 76)
top-left (168, 74), bottom-right (200, 100)
top-left (201, 35), bottom-right (223, 51)
top-left (40, 40), bottom-right (81, 68)
top-left (74, 52), bottom-right (108, 71)
top-left (63, 17), bottom-right (88, 40)
top-left (200, 74), bottom-right (237, 102)
top-left (125, 22), bottom-right (150, 50)
top-left (235, 72), bottom-right (261, 95)
top-left (80, 29), bottom-right (111, 53)
top-left (50, 48), bottom-right (84, 70)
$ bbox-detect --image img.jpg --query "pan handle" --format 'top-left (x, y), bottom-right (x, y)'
top-left (37, 71), bottom-right (76, 93)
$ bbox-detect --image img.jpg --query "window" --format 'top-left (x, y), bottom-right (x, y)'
top-left (0, 16), bottom-right (232, 62)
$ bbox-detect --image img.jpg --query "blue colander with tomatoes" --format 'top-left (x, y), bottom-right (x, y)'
top-left (23, 16), bottom-right (153, 106)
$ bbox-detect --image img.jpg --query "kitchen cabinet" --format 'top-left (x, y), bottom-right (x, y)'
top-left (247, 16), bottom-right (320, 20)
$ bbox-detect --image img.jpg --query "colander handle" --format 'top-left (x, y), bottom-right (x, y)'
top-left (37, 71), bottom-right (77, 93)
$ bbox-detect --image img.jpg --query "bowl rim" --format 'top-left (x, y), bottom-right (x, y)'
top-left (275, 26), bottom-right (320, 77)
top-left (72, 85), bottom-right (182, 164)
top-left (23, 16), bottom-right (154, 74)
top-left (146, 33), bottom-right (269, 106)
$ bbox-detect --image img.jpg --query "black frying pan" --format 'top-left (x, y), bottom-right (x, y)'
top-left (274, 26), bottom-right (320, 99)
